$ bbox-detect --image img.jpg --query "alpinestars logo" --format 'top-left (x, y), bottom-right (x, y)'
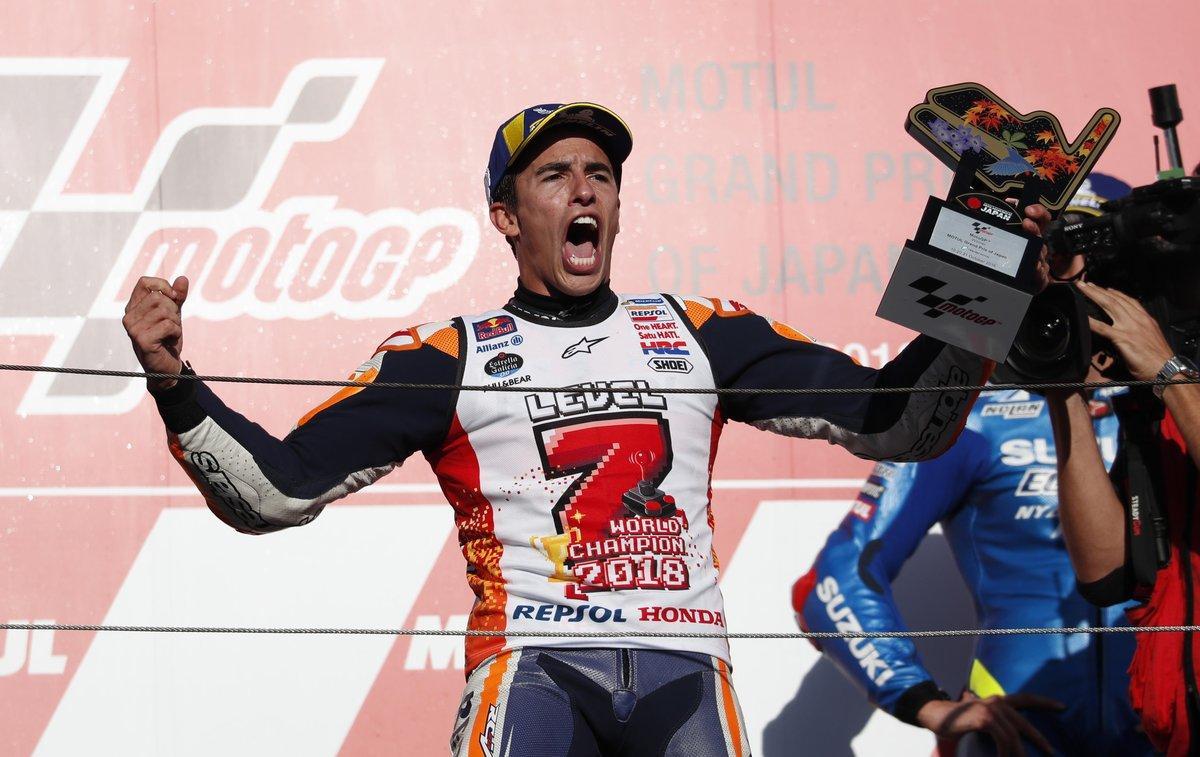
top-left (0, 58), bottom-right (479, 415)
top-left (562, 335), bottom-right (607, 359)
top-left (908, 276), bottom-right (1000, 326)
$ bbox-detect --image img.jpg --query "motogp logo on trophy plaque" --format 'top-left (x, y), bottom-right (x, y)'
top-left (877, 83), bottom-right (1120, 361)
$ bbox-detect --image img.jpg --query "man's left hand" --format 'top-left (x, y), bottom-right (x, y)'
top-left (1021, 202), bottom-right (1052, 292)
top-left (1007, 201), bottom-right (1052, 292)
top-left (1077, 281), bottom-right (1174, 381)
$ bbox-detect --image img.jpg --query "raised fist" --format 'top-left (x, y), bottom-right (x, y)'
top-left (122, 275), bottom-right (189, 392)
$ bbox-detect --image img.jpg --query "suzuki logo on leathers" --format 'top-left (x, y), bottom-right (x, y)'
top-left (561, 336), bottom-right (607, 359)
top-left (814, 576), bottom-right (895, 686)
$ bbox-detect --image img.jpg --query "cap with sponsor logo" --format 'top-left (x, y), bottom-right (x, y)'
top-left (1065, 172), bottom-right (1132, 217)
top-left (484, 103), bottom-right (633, 204)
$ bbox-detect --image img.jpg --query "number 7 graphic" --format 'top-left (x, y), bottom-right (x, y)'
top-left (531, 412), bottom-right (690, 597)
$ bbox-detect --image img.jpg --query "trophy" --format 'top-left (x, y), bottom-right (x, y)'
top-left (530, 528), bottom-right (581, 583)
top-left (876, 83), bottom-right (1120, 361)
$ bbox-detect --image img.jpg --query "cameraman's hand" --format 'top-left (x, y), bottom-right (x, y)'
top-left (918, 691), bottom-right (1062, 756)
top-left (1077, 281), bottom-right (1173, 382)
top-left (1014, 202), bottom-right (1053, 291)
top-left (122, 275), bottom-right (189, 393)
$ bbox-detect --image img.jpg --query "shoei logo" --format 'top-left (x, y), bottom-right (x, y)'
top-left (908, 277), bottom-right (1000, 326)
top-left (0, 58), bottom-right (480, 416)
top-left (647, 357), bottom-right (692, 374)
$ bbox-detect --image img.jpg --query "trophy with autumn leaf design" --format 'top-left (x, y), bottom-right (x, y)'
top-left (876, 83), bottom-right (1120, 361)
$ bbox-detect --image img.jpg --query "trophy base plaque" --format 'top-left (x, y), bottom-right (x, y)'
top-left (877, 150), bottom-right (1044, 363)
top-left (878, 240), bottom-right (1034, 362)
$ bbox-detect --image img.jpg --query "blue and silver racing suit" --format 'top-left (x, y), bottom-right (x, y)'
top-left (793, 388), bottom-right (1152, 755)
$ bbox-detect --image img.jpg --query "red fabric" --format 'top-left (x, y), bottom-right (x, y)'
top-left (791, 568), bottom-right (822, 651)
top-left (1126, 411), bottom-right (1200, 757)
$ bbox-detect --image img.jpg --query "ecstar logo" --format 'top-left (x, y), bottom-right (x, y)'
top-left (0, 58), bottom-right (479, 415)
top-left (1015, 468), bottom-right (1058, 498)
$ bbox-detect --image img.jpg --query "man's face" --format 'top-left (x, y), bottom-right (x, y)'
top-left (490, 135), bottom-right (620, 297)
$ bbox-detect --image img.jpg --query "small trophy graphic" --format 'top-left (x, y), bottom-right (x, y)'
top-left (530, 527), bottom-right (582, 583)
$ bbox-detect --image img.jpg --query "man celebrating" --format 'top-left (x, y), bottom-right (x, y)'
top-left (123, 102), bottom-right (1048, 755)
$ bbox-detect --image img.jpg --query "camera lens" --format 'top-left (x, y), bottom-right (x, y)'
top-left (1014, 301), bottom-right (1071, 364)
top-left (1001, 284), bottom-right (1098, 385)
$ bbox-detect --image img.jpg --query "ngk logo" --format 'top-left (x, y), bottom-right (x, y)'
top-left (0, 58), bottom-right (478, 415)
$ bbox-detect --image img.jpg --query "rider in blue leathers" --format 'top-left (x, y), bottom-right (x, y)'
top-left (793, 387), bottom-right (1153, 755)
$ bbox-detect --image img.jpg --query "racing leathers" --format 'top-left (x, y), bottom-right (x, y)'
top-left (794, 388), bottom-right (1152, 755)
top-left (152, 283), bottom-right (991, 755)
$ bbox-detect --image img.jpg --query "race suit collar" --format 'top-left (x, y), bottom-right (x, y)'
top-left (505, 280), bottom-right (618, 327)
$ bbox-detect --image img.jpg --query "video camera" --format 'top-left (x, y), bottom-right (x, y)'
top-left (1003, 84), bottom-right (1200, 383)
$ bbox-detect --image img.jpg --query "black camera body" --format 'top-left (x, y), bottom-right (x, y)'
top-left (1047, 176), bottom-right (1200, 296)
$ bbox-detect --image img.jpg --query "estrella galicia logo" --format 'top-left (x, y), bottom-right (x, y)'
top-left (908, 276), bottom-right (1000, 326)
top-left (562, 335), bottom-right (607, 359)
top-left (474, 315), bottom-right (517, 341)
top-left (484, 352), bottom-right (524, 378)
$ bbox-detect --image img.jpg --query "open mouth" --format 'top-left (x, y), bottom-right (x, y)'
top-left (563, 216), bottom-right (601, 274)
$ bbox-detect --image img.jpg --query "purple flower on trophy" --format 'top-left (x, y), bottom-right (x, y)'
top-left (930, 118), bottom-right (986, 156)
top-left (949, 125), bottom-right (985, 155)
top-left (930, 117), bottom-right (954, 143)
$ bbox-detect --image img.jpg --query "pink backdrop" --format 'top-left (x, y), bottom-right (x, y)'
top-left (1, 2), bottom-right (1197, 754)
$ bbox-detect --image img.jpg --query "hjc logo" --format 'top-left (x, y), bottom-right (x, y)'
top-left (0, 623), bottom-right (68, 676)
top-left (0, 58), bottom-right (480, 415)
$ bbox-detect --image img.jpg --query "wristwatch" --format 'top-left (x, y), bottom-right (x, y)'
top-left (1153, 354), bottom-right (1200, 399)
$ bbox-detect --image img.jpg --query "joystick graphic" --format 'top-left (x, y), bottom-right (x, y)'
top-left (621, 450), bottom-right (677, 517)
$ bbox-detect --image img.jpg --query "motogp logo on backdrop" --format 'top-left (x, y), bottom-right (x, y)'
top-left (0, 58), bottom-right (479, 415)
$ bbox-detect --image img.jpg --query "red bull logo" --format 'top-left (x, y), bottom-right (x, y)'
top-left (473, 315), bottom-right (517, 341)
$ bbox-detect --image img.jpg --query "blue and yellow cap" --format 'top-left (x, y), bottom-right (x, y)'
top-left (1066, 172), bottom-right (1132, 216)
top-left (484, 102), bottom-right (633, 204)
